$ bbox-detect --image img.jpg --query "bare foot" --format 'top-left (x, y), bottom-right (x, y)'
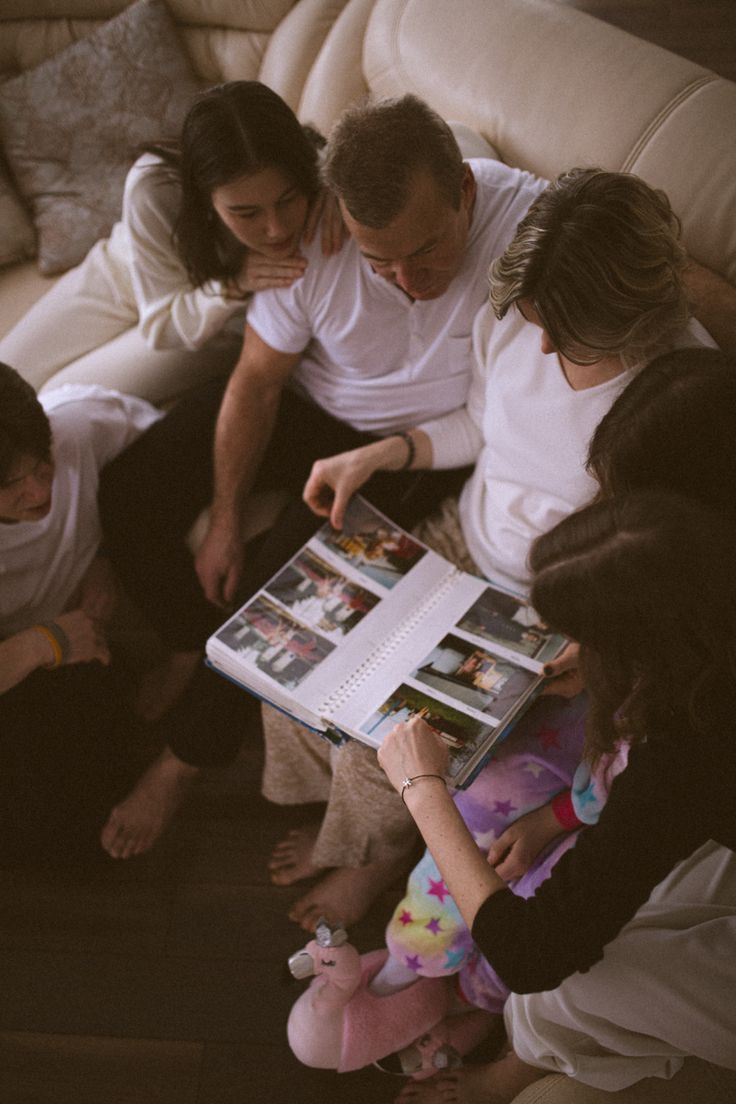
top-left (268, 823), bottom-right (325, 886)
top-left (136, 649), bottom-right (201, 723)
top-left (394, 1052), bottom-right (547, 1104)
top-left (100, 747), bottom-right (199, 859)
top-left (289, 858), bottom-right (399, 932)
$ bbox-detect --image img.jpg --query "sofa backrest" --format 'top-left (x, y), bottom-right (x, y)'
top-left (298, 0), bottom-right (736, 285)
top-left (0, 0), bottom-right (348, 107)
top-left (1, 0), bottom-right (734, 288)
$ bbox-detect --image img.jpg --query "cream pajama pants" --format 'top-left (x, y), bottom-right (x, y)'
top-left (0, 237), bottom-right (240, 402)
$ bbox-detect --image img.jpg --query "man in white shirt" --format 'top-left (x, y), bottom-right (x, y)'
top-left (194, 96), bottom-right (547, 608)
top-left (93, 95), bottom-right (545, 871)
top-left (186, 96), bottom-right (548, 928)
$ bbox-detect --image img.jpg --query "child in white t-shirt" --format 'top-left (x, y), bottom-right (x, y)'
top-left (0, 366), bottom-right (160, 861)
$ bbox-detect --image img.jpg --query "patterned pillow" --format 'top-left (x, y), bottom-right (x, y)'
top-left (0, 0), bottom-right (202, 275)
top-left (0, 164), bottom-right (35, 267)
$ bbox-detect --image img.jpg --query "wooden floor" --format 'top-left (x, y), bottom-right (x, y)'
top-left (0, 724), bottom-right (411, 1103)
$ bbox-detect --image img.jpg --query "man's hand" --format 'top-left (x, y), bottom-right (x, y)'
top-left (485, 800), bottom-right (566, 881)
top-left (76, 555), bottom-right (119, 623)
top-left (541, 640), bottom-right (584, 698)
top-left (195, 516), bottom-right (244, 608)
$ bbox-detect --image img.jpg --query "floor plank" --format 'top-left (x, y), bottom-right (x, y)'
top-left (0, 1032), bottom-right (203, 1104)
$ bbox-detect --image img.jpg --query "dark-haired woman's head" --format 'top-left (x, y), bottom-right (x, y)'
top-left (588, 347), bottom-right (736, 523)
top-left (529, 490), bottom-right (736, 760)
top-left (173, 81), bottom-right (323, 285)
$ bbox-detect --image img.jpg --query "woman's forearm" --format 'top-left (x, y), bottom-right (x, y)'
top-left (402, 776), bottom-right (507, 930)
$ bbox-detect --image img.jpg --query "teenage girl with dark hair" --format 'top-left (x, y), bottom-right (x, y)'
top-left (0, 80), bottom-right (339, 401)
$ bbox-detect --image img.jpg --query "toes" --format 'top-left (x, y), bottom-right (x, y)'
top-left (288, 896), bottom-right (324, 931)
top-left (99, 807), bottom-right (162, 861)
top-left (270, 864), bottom-right (298, 886)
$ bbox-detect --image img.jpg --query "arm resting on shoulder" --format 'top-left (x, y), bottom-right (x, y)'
top-left (684, 260), bottom-right (736, 353)
top-left (195, 324), bottom-right (300, 606)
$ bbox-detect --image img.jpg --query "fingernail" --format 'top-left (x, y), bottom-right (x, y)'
top-left (543, 664), bottom-right (553, 675)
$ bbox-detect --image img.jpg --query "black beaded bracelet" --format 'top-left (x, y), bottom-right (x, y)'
top-left (396, 430), bottom-right (415, 471)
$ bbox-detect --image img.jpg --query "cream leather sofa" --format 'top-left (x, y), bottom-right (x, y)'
top-left (2, 0), bottom-right (735, 351)
top-left (1, 2), bottom-right (735, 1102)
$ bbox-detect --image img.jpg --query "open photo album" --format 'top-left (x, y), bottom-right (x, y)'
top-left (205, 497), bottom-right (567, 788)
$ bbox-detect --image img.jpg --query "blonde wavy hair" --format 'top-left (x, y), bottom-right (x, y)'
top-left (489, 168), bottom-right (689, 367)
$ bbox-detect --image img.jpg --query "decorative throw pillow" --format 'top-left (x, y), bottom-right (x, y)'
top-left (0, 164), bottom-right (35, 267)
top-left (0, 0), bottom-right (202, 275)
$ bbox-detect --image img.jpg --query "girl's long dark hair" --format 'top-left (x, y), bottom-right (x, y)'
top-left (145, 81), bottom-right (323, 287)
top-left (587, 347), bottom-right (736, 521)
top-left (529, 491), bottom-right (736, 763)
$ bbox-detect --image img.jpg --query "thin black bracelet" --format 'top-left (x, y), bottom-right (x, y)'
top-left (395, 430), bottom-right (415, 471)
top-left (400, 773), bottom-right (446, 805)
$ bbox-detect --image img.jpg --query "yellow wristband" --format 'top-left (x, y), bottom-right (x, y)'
top-left (32, 623), bottom-right (63, 669)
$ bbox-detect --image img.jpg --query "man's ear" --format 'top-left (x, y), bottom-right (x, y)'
top-left (461, 163), bottom-right (477, 212)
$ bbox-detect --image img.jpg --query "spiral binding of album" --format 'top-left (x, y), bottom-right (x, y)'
top-left (317, 565), bottom-right (461, 719)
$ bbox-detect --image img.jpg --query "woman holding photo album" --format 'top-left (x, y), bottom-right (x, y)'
top-left (268, 167), bottom-right (713, 933)
top-left (287, 348), bottom-right (736, 1102)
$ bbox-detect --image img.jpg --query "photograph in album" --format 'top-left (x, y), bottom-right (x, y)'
top-left (456, 587), bottom-right (562, 661)
top-left (212, 594), bottom-right (335, 691)
top-left (318, 496), bottom-right (426, 588)
top-left (410, 634), bottom-right (538, 717)
top-left (206, 496), bottom-right (567, 787)
top-left (264, 546), bottom-right (380, 641)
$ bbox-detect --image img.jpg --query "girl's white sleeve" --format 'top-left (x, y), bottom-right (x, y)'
top-left (123, 158), bottom-right (245, 351)
top-left (417, 304), bottom-right (490, 468)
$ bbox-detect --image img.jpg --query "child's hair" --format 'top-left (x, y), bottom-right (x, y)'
top-left (0, 362), bottom-right (51, 482)
top-left (489, 168), bottom-right (689, 368)
top-left (529, 491), bottom-right (736, 762)
top-left (587, 347), bottom-right (736, 521)
top-left (147, 81), bottom-right (323, 287)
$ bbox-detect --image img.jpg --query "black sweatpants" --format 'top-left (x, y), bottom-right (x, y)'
top-left (0, 661), bottom-right (141, 864)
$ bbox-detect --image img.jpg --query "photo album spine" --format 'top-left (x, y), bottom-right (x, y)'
top-left (316, 564), bottom-right (461, 720)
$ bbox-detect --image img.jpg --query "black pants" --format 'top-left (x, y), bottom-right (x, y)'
top-left (99, 377), bottom-right (470, 766)
top-left (0, 661), bottom-right (141, 864)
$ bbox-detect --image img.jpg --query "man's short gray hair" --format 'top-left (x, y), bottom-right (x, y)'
top-left (323, 94), bottom-right (465, 227)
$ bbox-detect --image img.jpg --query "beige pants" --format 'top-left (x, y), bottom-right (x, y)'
top-left (261, 498), bottom-right (480, 869)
